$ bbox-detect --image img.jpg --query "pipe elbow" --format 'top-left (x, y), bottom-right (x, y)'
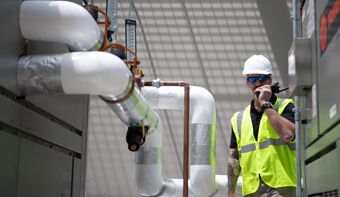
top-left (190, 86), bottom-right (216, 124)
top-left (191, 86), bottom-right (215, 103)
top-left (61, 52), bottom-right (131, 95)
top-left (20, 1), bottom-right (103, 51)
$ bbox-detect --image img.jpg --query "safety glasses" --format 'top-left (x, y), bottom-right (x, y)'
top-left (246, 75), bottom-right (270, 84)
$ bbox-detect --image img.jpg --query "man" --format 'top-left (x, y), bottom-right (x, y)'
top-left (227, 55), bottom-right (296, 197)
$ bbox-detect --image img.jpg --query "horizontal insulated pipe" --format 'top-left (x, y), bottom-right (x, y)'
top-left (19, 1), bottom-right (103, 51)
top-left (141, 86), bottom-right (217, 197)
top-left (17, 52), bottom-right (129, 96)
top-left (17, 51), bottom-right (159, 131)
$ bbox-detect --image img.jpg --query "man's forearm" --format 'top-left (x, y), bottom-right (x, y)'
top-left (227, 159), bottom-right (239, 196)
top-left (265, 108), bottom-right (295, 142)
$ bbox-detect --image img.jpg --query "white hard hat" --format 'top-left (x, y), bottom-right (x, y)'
top-left (242, 55), bottom-right (272, 75)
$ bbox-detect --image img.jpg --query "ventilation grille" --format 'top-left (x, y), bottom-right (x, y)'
top-left (309, 189), bottom-right (338, 197)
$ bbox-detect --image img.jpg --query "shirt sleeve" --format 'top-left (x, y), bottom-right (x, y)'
top-left (281, 102), bottom-right (295, 123)
top-left (229, 126), bottom-right (237, 149)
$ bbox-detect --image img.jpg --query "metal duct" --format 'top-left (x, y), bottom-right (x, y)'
top-left (19, 1), bottom-right (103, 51)
top-left (141, 86), bottom-right (217, 197)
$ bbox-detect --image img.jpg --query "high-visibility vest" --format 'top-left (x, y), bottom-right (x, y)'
top-left (231, 98), bottom-right (296, 196)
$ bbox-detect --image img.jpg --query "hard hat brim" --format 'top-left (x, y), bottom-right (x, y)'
top-left (242, 70), bottom-right (272, 75)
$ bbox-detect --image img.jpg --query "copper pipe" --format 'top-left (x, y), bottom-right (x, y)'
top-left (182, 84), bottom-right (190, 197)
top-left (143, 80), bottom-right (190, 197)
top-left (143, 81), bottom-right (153, 86)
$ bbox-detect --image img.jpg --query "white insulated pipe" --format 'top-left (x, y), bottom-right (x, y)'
top-left (142, 86), bottom-right (215, 123)
top-left (17, 51), bottom-right (158, 131)
top-left (159, 176), bottom-right (243, 196)
top-left (19, 1), bottom-right (103, 51)
top-left (134, 119), bottom-right (165, 196)
top-left (141, 86), bottom-right (217, 197)
top-left (17, 52), bottom-right (129, 96)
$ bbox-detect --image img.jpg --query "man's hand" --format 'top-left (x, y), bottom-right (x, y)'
top-left (228, 191), bottom-right (237, 197)
top-left (227, 149), bottom-right (240, 197)
top-left (254, 85), bottom-right (272, 106)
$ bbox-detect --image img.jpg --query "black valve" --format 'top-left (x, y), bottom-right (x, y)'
top-left (110, 47), bottom-right (126, 60)
top-left (126, 126), bottom-right (149, 152)
top-left (107, 30), bottom-right (114, 43)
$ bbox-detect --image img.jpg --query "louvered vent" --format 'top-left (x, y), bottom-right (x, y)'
top-left (309, 189), bottom-right (338, 197)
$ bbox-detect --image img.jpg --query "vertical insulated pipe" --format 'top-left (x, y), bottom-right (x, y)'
top-left (141, 85), bottom-right (217, 197)
top-left (143, 81), bottom-right (190, 197)
top-left (135, 118), bottom-right (164, 196)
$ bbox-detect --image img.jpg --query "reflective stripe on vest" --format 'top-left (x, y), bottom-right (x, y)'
top-left (240, 138), bottom-right (296, 154)
top-left (259, 138), bottom-right (296, 150)
top-left (236, 110), bottom-right (243, 139)
top-left (274, 98), bottom-right (284, 111)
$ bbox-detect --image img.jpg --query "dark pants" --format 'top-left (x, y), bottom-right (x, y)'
top-left (246, 179), bottom-right (296, 197)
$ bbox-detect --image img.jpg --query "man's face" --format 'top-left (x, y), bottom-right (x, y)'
top-left (246, 74), bottom-right (272, 92)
